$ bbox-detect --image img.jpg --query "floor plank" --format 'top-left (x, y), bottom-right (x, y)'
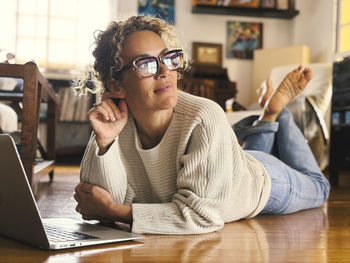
top-left (31, 165), bottom-right (350, 262)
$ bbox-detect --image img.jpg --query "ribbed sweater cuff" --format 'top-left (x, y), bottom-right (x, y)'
top-left (131, 203), bottom-right (179, 234)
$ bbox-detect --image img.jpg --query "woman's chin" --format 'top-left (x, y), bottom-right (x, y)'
top-left (158, 95), bottom-right (178, 110)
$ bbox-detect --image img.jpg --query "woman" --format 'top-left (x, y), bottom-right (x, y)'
top-left (74, 16), bottom-right (330, 234)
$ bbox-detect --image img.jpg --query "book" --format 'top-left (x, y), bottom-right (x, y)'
top-left (59, 88), bottom-right (70, 121)
top-left (64, 89), bottom-right (77, 121)
top-left (74, 96), bottom-right (83, 121)
top-left (80, 94), bottom-right (91, 122)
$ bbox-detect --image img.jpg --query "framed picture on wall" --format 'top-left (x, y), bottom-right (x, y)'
top-left (260, 0), bottom-right (276, 8)
top-left (276, 0), bottom-right (289, 10)
top-left (192, 0), bottom-right (217, 5)
top-left (138, 0), bottom-right (175, 24)
top-left (192, 42), bottom-right (223, 67)
top-left (231, 0), bottom-right (259, 8)
top-left (226, 21), bottom-right (263, 59)
top-left (216, 0), bottom-right (231, 6)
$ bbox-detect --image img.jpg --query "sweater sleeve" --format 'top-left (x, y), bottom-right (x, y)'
top-left (132, 109), bottom-right (236, 234)
top-left (80, 133), bottom-right (136, 204)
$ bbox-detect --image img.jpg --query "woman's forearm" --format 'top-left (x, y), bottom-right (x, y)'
top-left (109, 203), bottom-right (132, 224)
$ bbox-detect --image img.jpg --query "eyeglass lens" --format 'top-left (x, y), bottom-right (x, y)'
top-left (135, 50), bottom-right (183, 77)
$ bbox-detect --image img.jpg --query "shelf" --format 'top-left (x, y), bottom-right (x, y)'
top-left (332, 106), bottom-right (350, 111)
top-left (332, 123), bottom-right (350, 128)
top-left (0, 91), bottom-right (23, 102)
top-left (192, 5), bottom-right (299, 19)
top-left (34, 160), bottom-right (54, 174)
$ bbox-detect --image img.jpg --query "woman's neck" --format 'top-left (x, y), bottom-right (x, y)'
top-left (133, 108), bottom-right (174, 149)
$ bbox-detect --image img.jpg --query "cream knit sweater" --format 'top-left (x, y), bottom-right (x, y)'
top-left (80, 91), bottom-right (271, 234)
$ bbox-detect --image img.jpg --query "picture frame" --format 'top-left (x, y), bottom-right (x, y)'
top-left (192, 0), bottom-right (217, 5)
top-left (192, 42), bottom-right (223, 67)
top-left (231, 0), bottom-right (259, 8)
top-left (216, 0), bottom-right (231, 6)
top-left (226, 21), bottom-right (263, 60)
top-left (260, 0), bottom-right (276, 8)
top-left (138, 0), bottom-right (175, 24)
top-left (276, 0), bottom-right (289, 10)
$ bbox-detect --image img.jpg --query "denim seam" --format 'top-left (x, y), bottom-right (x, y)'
top-left (263, 194), bottom-right (281, 213)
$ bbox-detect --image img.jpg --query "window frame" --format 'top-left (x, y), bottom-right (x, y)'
top-left (335, 0), bottom-right (350, 59)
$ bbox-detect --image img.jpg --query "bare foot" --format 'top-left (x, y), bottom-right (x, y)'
top-left (257, 77), bottom-right (274, 108)
top-left (260, 66), bottom-right (314, 122)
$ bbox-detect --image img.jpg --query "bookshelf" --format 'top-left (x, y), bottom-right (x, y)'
top-left (46, 78), bottom-right (93, 162)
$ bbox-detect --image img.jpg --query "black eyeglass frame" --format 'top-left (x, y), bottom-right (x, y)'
top-left (118, 49), bottom-right (184, 78)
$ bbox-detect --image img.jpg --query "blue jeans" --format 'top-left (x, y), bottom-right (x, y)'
top-left (233, 109), bottom-right (330, 214)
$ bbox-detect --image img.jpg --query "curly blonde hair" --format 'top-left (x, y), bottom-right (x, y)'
top-left (74, 16), bottom-right (189, 96)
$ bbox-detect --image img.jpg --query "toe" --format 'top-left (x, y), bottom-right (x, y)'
top-left (303, 67), bottom-right (314, 81)
top-left (266, 77), bottom-right (273, 91)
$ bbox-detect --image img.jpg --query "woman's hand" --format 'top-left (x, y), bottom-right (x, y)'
top-left (88, 92), bottom-right (128, 154)
top-left (74, 182), bottom-right (132, 224)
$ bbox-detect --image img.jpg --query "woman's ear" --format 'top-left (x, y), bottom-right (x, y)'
top-left (106, 80), bottom-right (125, 99)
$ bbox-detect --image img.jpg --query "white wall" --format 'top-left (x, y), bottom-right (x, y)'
top-left (117, 0), bottom-right (336, 107)
top-left (293, 0), bottom-right (337, 64)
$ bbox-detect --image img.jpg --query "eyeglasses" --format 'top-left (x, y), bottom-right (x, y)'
top-left (119, 49), bottom-right (184, 78)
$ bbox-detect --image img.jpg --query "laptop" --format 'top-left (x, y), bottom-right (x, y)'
top-left (0, 134), bottom-right (144, 250)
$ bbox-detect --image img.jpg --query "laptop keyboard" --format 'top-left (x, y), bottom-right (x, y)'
top-left (44, 223), bottom-right (98, 242)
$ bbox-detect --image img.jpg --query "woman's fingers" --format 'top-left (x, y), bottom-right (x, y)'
top-left (101, 90), bottom-right (125, 119)
top-left (75, 204), bottom-right (82, 213)
top-left (100, 101), bottom-right (117, 121)
top-left (75, 182), bottom-right (91, 193)
top-left (76, 205), bottom-right (96, 220)
top-left (74, 182), bottom-right (115, 221)
top-left (105, 99), bottom-right (122, 120)
top-left (89, 99), bottom-right (124, 122)
top-left (73, 193), bottom-right (79, 202)
top-left (76, 204), bottom-right (106, 221)
top-left (89, 102), bottom-right (111, 121)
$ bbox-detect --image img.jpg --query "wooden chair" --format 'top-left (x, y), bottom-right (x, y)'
top-left (0, 62), bottom-right (57, 186)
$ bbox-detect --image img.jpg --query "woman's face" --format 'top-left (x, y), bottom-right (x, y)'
top-left (117, 30), bottom-right (178, 115)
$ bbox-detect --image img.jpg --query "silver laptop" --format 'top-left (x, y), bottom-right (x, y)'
top-left (0, 134), bottom-right (143, 250)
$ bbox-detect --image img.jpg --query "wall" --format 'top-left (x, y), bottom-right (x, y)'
top-left (117, 0), bottom-right (336, 107)
top-left (293, 0), bottom-right (337, 64)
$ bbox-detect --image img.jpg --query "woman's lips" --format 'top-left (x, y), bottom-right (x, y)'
top-left (154, 84), bottom-right (172, 94)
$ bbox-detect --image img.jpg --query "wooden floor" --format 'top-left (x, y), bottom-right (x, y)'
top-left (1, 165), bottom-right (350, 263)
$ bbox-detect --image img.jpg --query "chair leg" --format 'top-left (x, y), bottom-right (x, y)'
top-left (49, 170), bottom-right (54, 182)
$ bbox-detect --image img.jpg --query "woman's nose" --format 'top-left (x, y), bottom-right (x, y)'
top-left (156, 61), bottom-right (170, 78)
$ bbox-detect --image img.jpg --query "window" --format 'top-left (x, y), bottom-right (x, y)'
top-left (0, 0), bottom-right (114, 71)
top-left (336, 0), bottom-right (350, 58)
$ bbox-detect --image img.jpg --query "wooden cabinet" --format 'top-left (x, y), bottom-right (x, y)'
top-left (179, 65), bottom-right (239, 111)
